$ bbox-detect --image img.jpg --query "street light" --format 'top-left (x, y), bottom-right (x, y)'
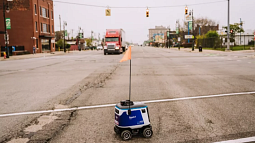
top-left (3, 0), bottom-right (13, 58)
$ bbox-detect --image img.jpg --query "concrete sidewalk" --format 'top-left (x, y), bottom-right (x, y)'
top-left (171, 47), bottom-right (255, 54)
top-left (0, 51), bottom-right (68, 61)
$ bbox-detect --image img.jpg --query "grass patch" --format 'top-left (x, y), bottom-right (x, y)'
top-left (230, 45), bottom-right (253, 51)
top-left (199, 45), bottom-right (253, 51)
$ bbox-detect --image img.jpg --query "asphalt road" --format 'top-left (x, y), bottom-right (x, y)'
top-left (1, 47), bottom-right (255, 143)
top-left (0, 50), bottom-right (121, 142)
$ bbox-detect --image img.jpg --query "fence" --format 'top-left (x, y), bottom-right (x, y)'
top-left (196, 37), bottom-right (254, 51)
top-left (196, 38), bottom-right (221, 49)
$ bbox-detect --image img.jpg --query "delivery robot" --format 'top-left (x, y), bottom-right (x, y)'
top-left (114, 100), bottom-right (153, 140)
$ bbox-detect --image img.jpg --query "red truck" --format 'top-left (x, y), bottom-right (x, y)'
top-left (104, 29), bottom-right (126, 55)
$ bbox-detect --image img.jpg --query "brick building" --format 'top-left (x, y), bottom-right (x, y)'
top-left (0, 0), bottom-right (55, 55)
top-left (148, 26), bottom-right (168, 42)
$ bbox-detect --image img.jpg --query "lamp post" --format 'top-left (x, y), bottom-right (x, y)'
top-left (192, 9), bottom-right (195, 51)
top-left (63, 21), bottom-right (67, 53)
top-left (227, 0), bottom-right (230, 51)
top-left (91, 30), bottom-right (93, 44)
top-left (3, 0), bottom-right (12, 58)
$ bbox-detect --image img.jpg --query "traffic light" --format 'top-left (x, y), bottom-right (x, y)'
top-left (185, 6), bottom-right (188, 15)
top-left (146, 8), bottom-right (149, 17)
top-left (230, 29), bottom-right (233, 34)
top-left (79, 33), bottom-right (84, 38)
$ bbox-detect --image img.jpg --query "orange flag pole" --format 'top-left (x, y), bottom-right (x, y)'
top-left (120, 46), bottom-right (131, 63)
top-left (119, 46), bottom-right (132, 115)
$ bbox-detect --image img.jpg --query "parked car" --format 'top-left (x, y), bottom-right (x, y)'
top-left (85, 46), bottom-right (90, 50)
top-left (97, 45), bottom-right (103, 50)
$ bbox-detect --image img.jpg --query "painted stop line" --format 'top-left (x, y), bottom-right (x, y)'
top-left (0, 91), bottom-right (254, 118)
top-left (214, 136), bottom-right (255, 143)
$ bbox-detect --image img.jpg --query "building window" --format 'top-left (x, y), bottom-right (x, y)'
top-left (52, 25), bottom-right (54, 33)
top-left (35, 21), bottom-right (38, 31)
top-left (40, 6), bottom-right (41, 15)
top-left (42, 23), bottom-right (47, 33)
top-left (34, 4), bottom-right (37, 15)
top-left (48, 9), bottom-right (49, 18)
top-left (51, 11), bottom-right (53, 19)
top-left (48, 25), bottom-right (50, 33)
top-left (42, 7), bottom-right (47, 17)
top-left (41, 23), bottom-right (42, 31)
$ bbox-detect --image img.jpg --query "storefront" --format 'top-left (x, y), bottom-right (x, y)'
top-left (39, 35), bottom-right (55, 53)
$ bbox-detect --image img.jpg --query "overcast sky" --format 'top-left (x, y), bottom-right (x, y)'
top-left (53, 0), bottom-right (255, 44)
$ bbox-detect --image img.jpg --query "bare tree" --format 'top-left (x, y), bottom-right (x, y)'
top-left (179, 17), bottom-right (218, 37)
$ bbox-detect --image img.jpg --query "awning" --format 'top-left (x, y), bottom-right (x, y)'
top-left (39, 35), bottom-right (55, 38)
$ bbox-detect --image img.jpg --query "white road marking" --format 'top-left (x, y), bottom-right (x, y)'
top-left (142, 91), bottom-right (255, 104)
top-left (214, 136), bottom-right (255, 143)
top-left (0, 91), bottom-right (255, 118)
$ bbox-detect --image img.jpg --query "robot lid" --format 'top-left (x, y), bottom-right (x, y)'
top-left (116, 100), bottom-right (147, 110)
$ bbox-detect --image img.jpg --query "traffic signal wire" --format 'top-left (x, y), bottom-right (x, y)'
top-left (53, 0), bottom-right (226, 9)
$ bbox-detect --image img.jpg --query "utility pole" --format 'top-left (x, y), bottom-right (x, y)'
top-left (59, 15), bottom-right (61, 32)
top-left (227, 0), bottom-right (230, 51)
top-left (3, 0), bottom-right (10, 58)
top-left (240, 18), bottom-right (242, 45)
top-left (192, 9), bottom-right (194, 51)
top-left (82, 29), bottom-right (84, 39)
top-left (71, 29), bottom-right (74, 39)
top-left (59, 15), bottom-right (63, 50)
top-left (244, 34), bottom-right (245, 50)
top-left (63, 21), bottom-right (67, 53)
top-left (91, 31), bottom-right (93, 43)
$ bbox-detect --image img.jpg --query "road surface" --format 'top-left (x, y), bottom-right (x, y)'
top-left (1, 47), bottom-right (255, 143)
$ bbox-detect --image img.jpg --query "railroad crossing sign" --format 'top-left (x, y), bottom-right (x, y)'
top-left (105, 9), bottom-right (111, 16)
top-left (6, 18), bottom-right (11, 29)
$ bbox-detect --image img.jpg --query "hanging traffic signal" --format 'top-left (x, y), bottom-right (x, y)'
top-left (146, 8), bottom-right (149, 17)
top-left (185, 6), bottom-right (188, 15)
top-left (230, 29), bottom-right (233, 34)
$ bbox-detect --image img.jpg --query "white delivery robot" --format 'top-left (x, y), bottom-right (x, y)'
top-left (114, 100), bottom-right (153, 140)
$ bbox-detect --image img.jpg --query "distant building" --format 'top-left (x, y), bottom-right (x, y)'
top-left (234, 30), bottom-right (254, 45)
top-left (0, 0), bottom-right (55, 54)
top-left (149, 26), bottom-right (169, 43)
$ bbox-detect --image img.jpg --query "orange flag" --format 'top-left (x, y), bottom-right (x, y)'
top-left (120, 46), bottom-right (131, 62)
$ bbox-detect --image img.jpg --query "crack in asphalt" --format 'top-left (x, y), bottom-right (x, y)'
top-left (0, 60), bottom-right (69, 77)
top-left (2, 64), bottom-right (120, 143)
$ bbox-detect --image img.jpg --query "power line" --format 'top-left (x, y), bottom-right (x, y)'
top-left (53, 0), bottom-right (227, 9)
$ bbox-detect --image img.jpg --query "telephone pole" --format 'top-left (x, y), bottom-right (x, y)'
top-left (192, 9), bottom-right (194, 51)
top-left (227, 0), bottom-right (230, 51)
top-left (71, 29), bottom-right (74, 39)
top-left (63, 21), bottom-right (67, 53)
top-left (3, 0), bottom-right (11, 58)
